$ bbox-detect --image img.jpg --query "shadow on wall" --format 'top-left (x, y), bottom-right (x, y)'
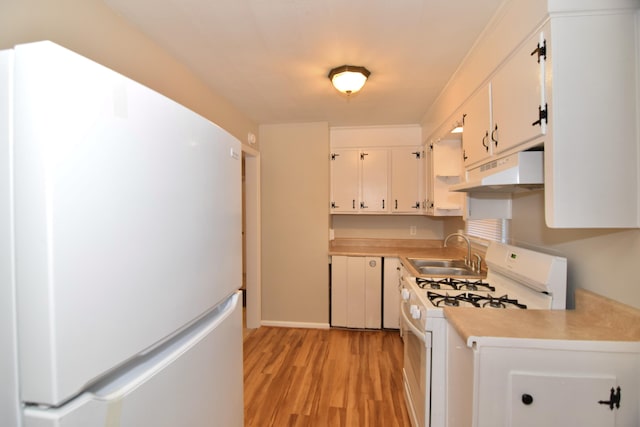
top-left (511, 191), bottom-right (634, 248)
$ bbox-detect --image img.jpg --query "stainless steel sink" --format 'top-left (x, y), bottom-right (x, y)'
top-left (408, 258), bottom-right (469, 269)
top-left (406, 258), bottom-right (482, 278)
top-left (415, 266), bottom-right (478, 276)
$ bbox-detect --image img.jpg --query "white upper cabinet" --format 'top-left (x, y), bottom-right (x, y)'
top-left (491, 29), bottom-right (547, 155)
top-left (461, 84), bottom-right (492, 168)
top-left (330, 149), bottom-right (360, 213)
top-left (330, 126), bottom-right (422, 215)
top-left (462, 28), bottom-right (546, 168)
top-left (434, 0), bottom-right (640, 228)
top-left (360, 149), bottom-right (389, 213)
top-left (391, 147), bottom-right (422, 213)
top-left (544, 11), bottom-right (639, 228)
top-left (425, 137), bottom-right (464, 216)
top-left (328, 148), bottom-right (390, 214)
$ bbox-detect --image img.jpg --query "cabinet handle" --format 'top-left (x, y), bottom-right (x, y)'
top-left (352, 200), bottom-right (356, 209)
top-left (382, 199), bottom-right (385, 209)
top-left (394, 200), bottom-right (398, 209)
top-left (491, 124), bottom-right (498, 147)
top-left (463, 150), bottom-right (468, 161)
top-left (482, 131), bottom-right (489, 152)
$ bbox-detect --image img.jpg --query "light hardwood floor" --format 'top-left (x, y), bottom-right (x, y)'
top-left (243, 327), bottom-right (411, 427)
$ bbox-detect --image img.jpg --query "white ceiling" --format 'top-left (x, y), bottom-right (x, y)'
top-left (104, 0), bottom-right (504, 127)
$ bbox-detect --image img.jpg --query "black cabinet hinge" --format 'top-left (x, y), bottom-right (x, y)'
top-left (532, 103), bottom-right (548, 127)
top-left (531, 39), bottom-right (546, 63)
top-left (412, 151), bottom-right (421, 159)
top-left (330, 153), bottom-right (339, 160)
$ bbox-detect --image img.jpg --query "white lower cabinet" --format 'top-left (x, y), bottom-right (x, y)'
top-left (382, 257), bottom-right (400, 329)
top-left (446, 324), bottom-right (640, 427)
top-left (331, 256), bottom-right (381, 329)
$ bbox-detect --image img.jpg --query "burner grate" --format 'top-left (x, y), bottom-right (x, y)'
top-left (426, 291), bottom-right (527, 309)
top-left (417, 277), bottom-right (495, 292)
top-left (467, 293), bottom-right (527, 309)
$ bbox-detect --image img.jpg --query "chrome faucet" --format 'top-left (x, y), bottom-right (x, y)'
top-left (444, 232), bottom-right (472, 267)
top-left (473, 253), bottom-right (483, 273)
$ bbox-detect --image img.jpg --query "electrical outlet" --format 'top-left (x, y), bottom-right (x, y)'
top-left (410, 226), bottom-right (417, 236)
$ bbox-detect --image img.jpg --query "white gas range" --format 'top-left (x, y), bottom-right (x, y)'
top-left (399, 241), bottom-right (567, 427)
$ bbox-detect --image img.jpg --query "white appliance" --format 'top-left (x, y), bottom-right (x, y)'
top-left (0, 41), bottom-right (244, 426)
top-left (399, 242), bottom-right (567, 427)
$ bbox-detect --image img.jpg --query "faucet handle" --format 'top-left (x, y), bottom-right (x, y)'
top-left (473, 253), bottom-right (483, 273)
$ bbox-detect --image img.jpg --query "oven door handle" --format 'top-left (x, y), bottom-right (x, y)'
top-left (400, 302), bottom-right (431, 347)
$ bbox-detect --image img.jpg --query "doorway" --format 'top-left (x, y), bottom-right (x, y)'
top-left (242, 146), bottom-right (260, 330)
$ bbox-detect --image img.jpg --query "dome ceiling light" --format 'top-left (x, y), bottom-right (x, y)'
top-left (328, 65), bottom-right (371, 95)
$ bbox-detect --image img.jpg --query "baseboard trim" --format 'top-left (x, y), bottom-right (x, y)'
top-left (260, 320), bottom-right (331, 329)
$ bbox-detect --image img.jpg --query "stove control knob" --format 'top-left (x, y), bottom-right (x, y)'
top-left (401, 288), bottom-right (411, 301)
top-left (410, 305), bottom-right (421, 320)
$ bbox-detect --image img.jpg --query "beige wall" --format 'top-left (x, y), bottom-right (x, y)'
top-left (0, 0), bottom-right (257, 145)
top-left (511, 192), bottom-right (640, 309)
top-left (332, 215), bottom-right (448, 240)
top-left (260, 122), bottom-right (330, 326)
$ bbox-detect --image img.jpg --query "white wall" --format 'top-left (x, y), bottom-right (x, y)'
top-left (260, 122), bottom-right (330, 326)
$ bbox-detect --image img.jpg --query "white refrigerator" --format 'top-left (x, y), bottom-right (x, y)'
top-left (0, 41), bottom-right (244, 426)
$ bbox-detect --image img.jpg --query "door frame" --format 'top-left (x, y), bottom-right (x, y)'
top-left (242, 145), bottom-right (261, 329)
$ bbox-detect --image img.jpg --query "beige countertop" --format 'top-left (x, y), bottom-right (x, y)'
top-left (328, 238), bottom-right (486, 278)
top-left (445, 289), bottom-right (640, 343)
top-left (328, 238), bottom-right (461, 258)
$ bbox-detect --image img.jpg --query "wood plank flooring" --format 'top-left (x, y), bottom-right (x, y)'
top-left (243, 327), bottom-right (411, 427)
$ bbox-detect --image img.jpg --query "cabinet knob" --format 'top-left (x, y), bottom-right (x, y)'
top-left (521, 394), bottom-right (534, 405)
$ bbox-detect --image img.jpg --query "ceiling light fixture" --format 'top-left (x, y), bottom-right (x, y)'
top-left (328, 65), bottom-right (371, 95)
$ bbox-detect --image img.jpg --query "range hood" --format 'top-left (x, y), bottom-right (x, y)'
top-left (449, 151), bottom-right (543, 193)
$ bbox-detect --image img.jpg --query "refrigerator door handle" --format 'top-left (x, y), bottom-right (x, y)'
top-left (24, 292), bottom-right (243, 426)
top-left (89, 292), bottom-right (240, 400)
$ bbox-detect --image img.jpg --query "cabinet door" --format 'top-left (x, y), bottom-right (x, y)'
top-left (363, 257), bottom-right (382, 329)
top-left (474, 344), bottom-right (640, 427)
top-left (330, 256), bottom-right (349, 327)
top-left (509, 372), bottom-right (616, 427)
top-left (391, 147), bottom-right (422, 213)
top-left (382, 257), bottom-right (400, 329)
top-left (424, 141), bottom-right (435, 215)
top-left (491, 29), bottom-right (546, 154)
top-left (461, 84), bottom-right (492, 167)
top-left (330, 149), bottom-right (359, 213)
top-left (360, 149), bottom-right (389, 213)
top-left (330, 256), bottom-right (381, 329)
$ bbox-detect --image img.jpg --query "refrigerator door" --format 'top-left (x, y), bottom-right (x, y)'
top-left (22, 292), bottom-right (244, 427)
top-left (12, 42), bottom-right (242, 406)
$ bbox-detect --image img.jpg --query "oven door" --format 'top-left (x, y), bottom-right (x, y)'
top-left (401, 299), bottom-right (431, 427)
